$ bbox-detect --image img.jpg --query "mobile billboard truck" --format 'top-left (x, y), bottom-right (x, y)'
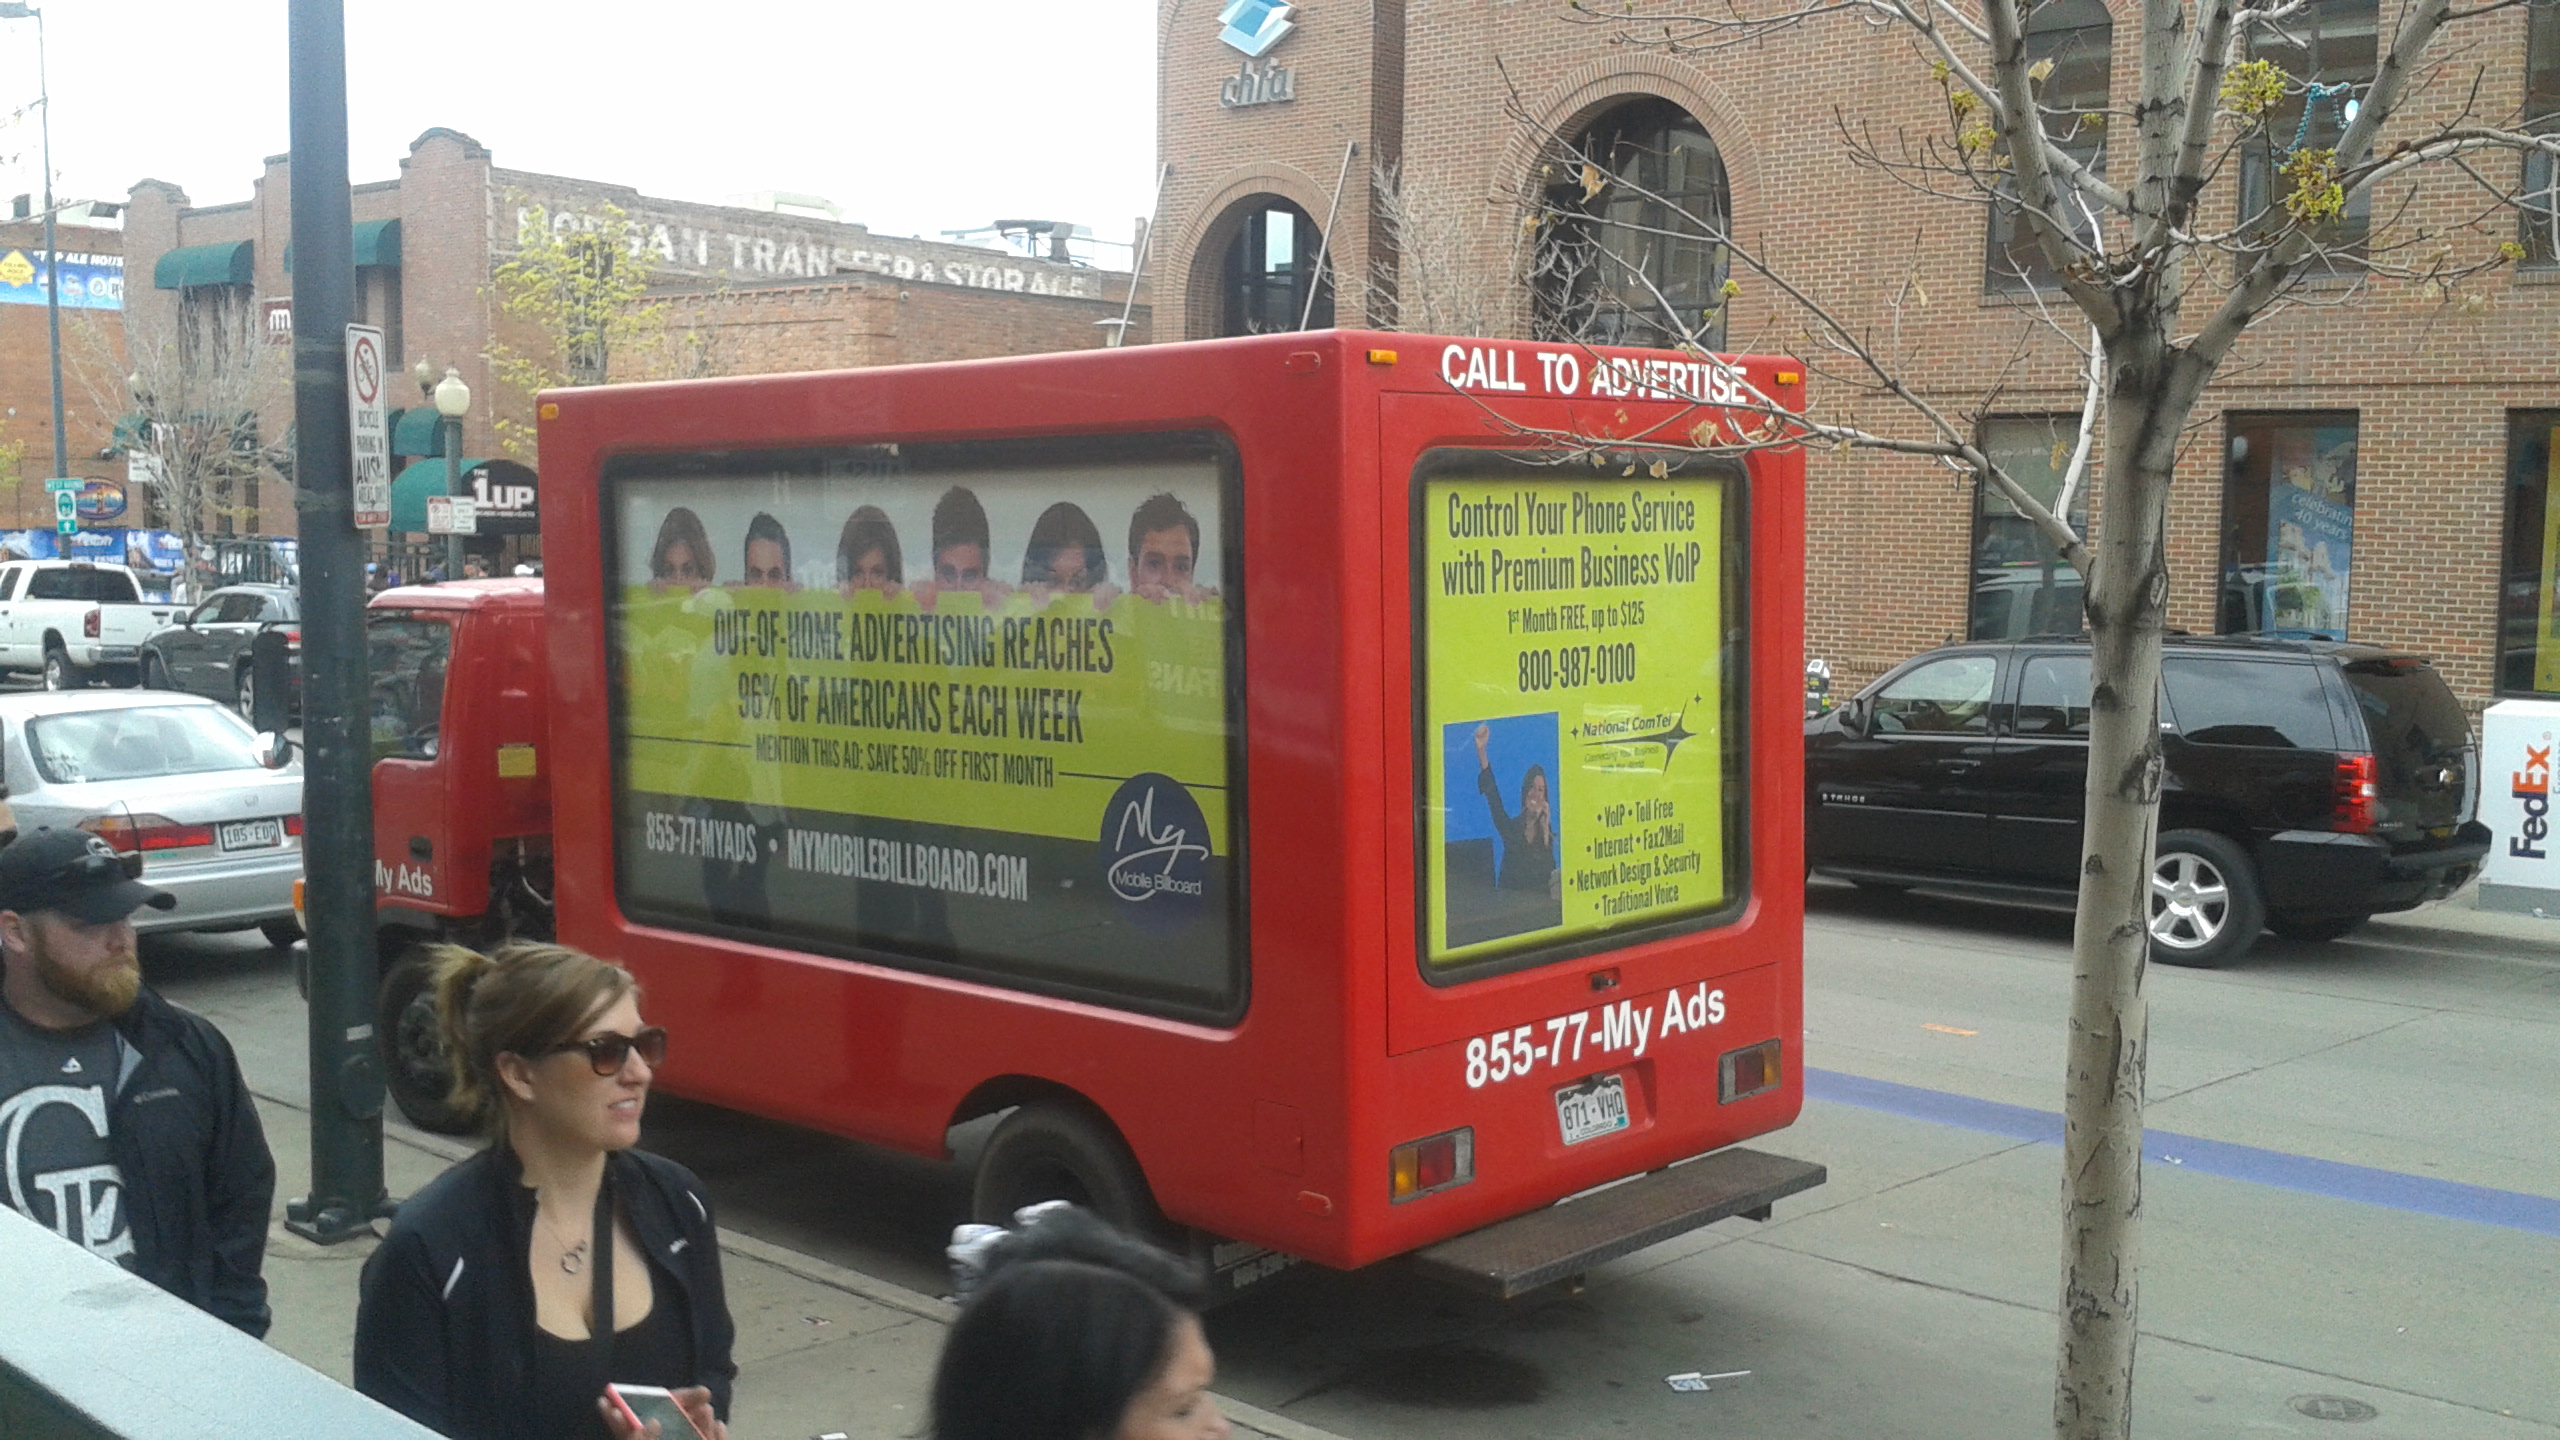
top-left (362, 330), bottom-right (1823, 1296)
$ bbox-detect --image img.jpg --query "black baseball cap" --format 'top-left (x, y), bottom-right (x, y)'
top-left (0, 827), bottom-right (178, 923)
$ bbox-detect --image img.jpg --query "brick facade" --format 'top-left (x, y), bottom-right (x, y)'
top-left (0, 219), bottom-right (125, 527)
top-left (117, 130), bottom-right (1150, 539)
top-left (1155, 1), bottom-right (2560, 707)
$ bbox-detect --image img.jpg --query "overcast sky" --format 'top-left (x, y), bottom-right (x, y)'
top-left (0, 2), bottom-right (1161, 254)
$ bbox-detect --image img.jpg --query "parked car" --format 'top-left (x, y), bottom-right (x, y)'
top-left (140, 584), bottom-right (303, 721)
top-left (1806, 635), bottom-right (2490, 967)
top-left (0, 690), bottom-right (303, 943)
top-left (0, 559), bottom-right (184, 689)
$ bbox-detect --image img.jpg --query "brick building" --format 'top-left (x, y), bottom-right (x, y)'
top-left (118, 129), bottom-right (1149, 542)
top-left (1153, 0), bottom-right (2560, 708)
top-left (0, 213), bottom-right (125, 527)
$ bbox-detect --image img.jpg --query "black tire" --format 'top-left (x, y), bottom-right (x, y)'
top-left (2267, 912), bottom-right (2367, 943)
top-left (377, 952), bottom-right (476, 1135)
top-left (142, 652), bottom-right (169, 690)
top-left (971, 1100), bottom-right (1166, 1239)
top-left (259, 916), bottom-right (303, 948)
top-left (237, 668), bottom-right (258, 725)
top-left (2148, 829), bottom-right (2266, 969)
top-left (42, 646), bottom-right (83, 692)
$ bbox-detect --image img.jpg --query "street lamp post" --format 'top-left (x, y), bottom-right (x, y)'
top-left (434, 367), bottom-right (470, 579)
top-left (0, 2), bottom-right (67, 482)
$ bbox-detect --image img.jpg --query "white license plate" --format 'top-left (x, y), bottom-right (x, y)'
top-left (217, 818), bottom-right (284, 852)
top-left (1554, 1072), bottom-right (1631, 1146)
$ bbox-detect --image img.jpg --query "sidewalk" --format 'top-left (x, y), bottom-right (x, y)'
top-left (2361, 879), bottom-right (2560, 955)
top-left (254, 1097), bottom-right (1344, 1440)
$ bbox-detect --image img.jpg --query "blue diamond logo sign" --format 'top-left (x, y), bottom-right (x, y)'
top-left (1218, 0), bottom-right (1295, 57)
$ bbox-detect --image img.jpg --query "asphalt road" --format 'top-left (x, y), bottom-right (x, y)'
top-left (146, 882), bottom-right (2560, 1440)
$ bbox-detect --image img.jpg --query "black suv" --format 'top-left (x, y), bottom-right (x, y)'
top-left (1805, 636), bottom-right (2489, 967)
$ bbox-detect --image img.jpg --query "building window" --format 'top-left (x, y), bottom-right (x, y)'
top-left (1985, 0), bottom-right (2112, 292)
top-left (2522, 2), bottom-right (2560, 264)
top-left (2498, 412), bottom-right (2560, 694)
top-left (2219, 412), bottom-right (2359, 639)
top-left (1971, 416), bottom-right (2090, 639)
top-left (1219, 202), bottom-right (1331, 336)
top-left (2238, 0), bottom-right (2378, 267)
top-left (1532, 98), bottom-right (1731, 349)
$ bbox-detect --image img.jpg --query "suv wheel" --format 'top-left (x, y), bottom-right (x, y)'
top-left (2149, 829), bottom-right (2265, 968)
top-left (2267, 912), bottom-right (2366, 943)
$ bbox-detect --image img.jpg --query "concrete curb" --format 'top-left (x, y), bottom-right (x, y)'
top-left (328, 1103), bottom-right (1351, 1440)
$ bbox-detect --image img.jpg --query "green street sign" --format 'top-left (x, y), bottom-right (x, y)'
top-left (43, 477), bottom-right (81, 493)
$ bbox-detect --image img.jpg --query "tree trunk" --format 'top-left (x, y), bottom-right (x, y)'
top-left (2054, 345), bottom-right (2177, 1439)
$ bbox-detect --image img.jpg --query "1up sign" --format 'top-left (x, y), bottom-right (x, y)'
top-left (347, 324), bottom-right (391, 527)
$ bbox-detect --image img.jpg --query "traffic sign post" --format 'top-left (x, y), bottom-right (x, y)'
top-left (425, 494), bottom-right (478, 536)
top-left (53, 488), bottom-right (77, 535)
top-left (347, 325), bottom-right (390, 528)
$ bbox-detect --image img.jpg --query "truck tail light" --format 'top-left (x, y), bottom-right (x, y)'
top-left (2333, 754), bottom-right (2378, 834)
top-left (80, 812), bottom-right (216, 852)
top-left (1719, 1039), bottom-right (1784, 1103)
top-left (82, 607), bottom-right (101, 639)
top-left (1389, 1127), bottom-right (1474, 1203)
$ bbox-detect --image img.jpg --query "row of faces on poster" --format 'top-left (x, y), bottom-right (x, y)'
top-left (621, 465), bottom-right (1226, 609)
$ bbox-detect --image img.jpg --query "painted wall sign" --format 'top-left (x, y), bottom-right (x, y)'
top-left (507, 198), bottom-right (1105, 300)
top-left (72, 478), bottom-right (127, 522)
top-left (0, 249), bottom-right (123, 310)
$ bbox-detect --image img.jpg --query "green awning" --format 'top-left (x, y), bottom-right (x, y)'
top-left (284, 219), bottom-right (401, 273)
top-left (354, 218), bottom-right (401, 267)
top-left (153, 240), bottom-right (253, 290)
top-left (391, 456), bottom-right (490, 533)
top-left (389, 405), bottom-right (446, 458)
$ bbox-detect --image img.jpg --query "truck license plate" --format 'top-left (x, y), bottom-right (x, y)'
top-left (217, 819), bottom-right (284, 852)
top-left (1554, 1072), bottom-right (1630, 1146)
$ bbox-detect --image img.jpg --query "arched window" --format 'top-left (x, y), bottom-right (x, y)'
top-left (1986, 0), bottom-right (2113, 291)
top-left (1219, 201), bottom-right (1332, 336)
top-left (1533, 98), bottom-right (1731, 349)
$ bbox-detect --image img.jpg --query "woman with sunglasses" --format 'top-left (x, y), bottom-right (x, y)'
top-left (355, 943), bottom-right (735, 1440)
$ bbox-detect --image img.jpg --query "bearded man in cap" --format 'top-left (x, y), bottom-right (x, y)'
top-left (0, 827), bottom-right (275, 1335)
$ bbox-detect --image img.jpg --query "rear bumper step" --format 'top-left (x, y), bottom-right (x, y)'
top-left (1409, 1146), bottom-right (1827, 1299)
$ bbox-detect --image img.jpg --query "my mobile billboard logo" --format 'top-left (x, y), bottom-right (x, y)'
top-left (2513, 735), bottom-right (2552, 860)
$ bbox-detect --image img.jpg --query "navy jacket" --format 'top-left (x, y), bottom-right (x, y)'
top-left (353, 1145), bottom-right (736, 1440)
top-left (105, 987), bottom-right (276, 1336)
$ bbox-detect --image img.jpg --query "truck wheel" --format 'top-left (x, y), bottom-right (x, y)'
top-left (2148, 829), bottom-right (2266, 969)
top-left (2267, 912), bottom-right (2367, 943)
top-left (42, 646), bottom-right (84, 692)
top-left (377, 953), bottom-right (477, 1135)
top-left (971, 1100), bottom-right (1167, 1241)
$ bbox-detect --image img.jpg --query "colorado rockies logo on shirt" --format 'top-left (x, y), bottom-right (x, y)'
top-left (0, 1083), bottom-right (132, 1264)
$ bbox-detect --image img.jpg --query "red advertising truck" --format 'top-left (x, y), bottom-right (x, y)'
top-left (363, 330), bottom-right (1823, 1296)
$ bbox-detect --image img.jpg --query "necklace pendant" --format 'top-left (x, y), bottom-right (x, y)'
top-left (560, 1243), bottom-right (587, 1276)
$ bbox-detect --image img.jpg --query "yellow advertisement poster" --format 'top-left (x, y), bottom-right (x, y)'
top-left (1420, 472), bottom-right (1731, 966)
top-left (2537, 427), bottom-right (2560, 694)
top-left (607, 443), bottom-right (1241, 1014)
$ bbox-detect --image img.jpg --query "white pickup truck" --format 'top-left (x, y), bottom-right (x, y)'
top-left (0, 560), bottom-right (183, 689)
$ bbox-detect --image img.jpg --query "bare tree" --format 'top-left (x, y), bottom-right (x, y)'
top-left (75, 290), bottom-right (290, 548)
top-left (1370, 161), bottom-right (1505, 336)
top-left (1461, 2), bottom-right (2560, 1432)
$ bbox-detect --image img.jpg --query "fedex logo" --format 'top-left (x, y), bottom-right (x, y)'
top-left (2512, 741), bottom-right (2551, 861)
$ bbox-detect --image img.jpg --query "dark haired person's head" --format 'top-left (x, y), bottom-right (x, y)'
top-left (933, 1210), bottom-right (1225, 1440)
top-left (1126, 494), bottom-right (1200, 598)
top-left (1522, 762), bottom-right (1551, 834)
top-left (426, 942), bottom-right (657, 1150)
top-left (1022, 502), bottom-right (1108, 591)
top-left (650, 507), bottom-right (713, 589)
top-left (932, 487), bottom-right (993, 588)
top-left (744, 512), bottom-right (793, 589)
top-left (837, 506), bottom-right (904, 590)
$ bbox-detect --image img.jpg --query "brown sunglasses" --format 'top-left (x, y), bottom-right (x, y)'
top-left (540, 1026), bottom-right (668, 1076)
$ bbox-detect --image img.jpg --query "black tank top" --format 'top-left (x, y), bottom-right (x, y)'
top-left (529, 1254), bottom-right (696, 1440)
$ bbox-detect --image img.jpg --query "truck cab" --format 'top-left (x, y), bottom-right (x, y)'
top-left (363, 578), bottom-right (553, 1127)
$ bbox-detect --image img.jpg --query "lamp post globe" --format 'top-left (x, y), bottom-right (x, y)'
top-left (435, 368), bottom-right (471, 578)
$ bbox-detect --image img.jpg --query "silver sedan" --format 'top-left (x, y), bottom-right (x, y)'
top-left (0, 690), bottom-right (303, 941)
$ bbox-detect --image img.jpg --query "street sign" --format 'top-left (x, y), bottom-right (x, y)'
top-left (53, 488), bottom-right (77, 535)
top-left (43, 477), bottom-right (80, 493)
top-left (425, 494), bottom-right (478, 536)
top-left (346, 324), bottom-right (391, 528)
